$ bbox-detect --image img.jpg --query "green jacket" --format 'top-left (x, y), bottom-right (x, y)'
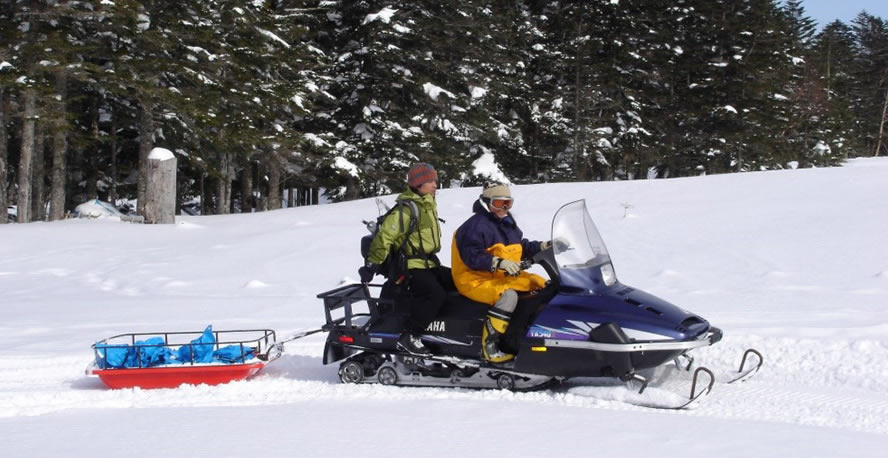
top-left (368, 189), bottom-right (442, 270)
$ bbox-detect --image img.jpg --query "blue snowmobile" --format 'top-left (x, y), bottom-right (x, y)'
top-left (295, 200), bottom-right (760, 408)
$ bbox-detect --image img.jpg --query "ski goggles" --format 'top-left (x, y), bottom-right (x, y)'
top-left (489, 197), bottom-right (513, 210)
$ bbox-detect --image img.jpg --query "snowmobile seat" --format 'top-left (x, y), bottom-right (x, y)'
top-left (439, 291), bottom-right (489, 321)
top-left (373, 281), bottom-right (487, 320)
top-left (365, 285), bottom-right (487, 347)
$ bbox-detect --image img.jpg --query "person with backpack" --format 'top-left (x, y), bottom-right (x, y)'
top-left (358, 163), bottom-right (454, 356)
top-left (450, 182), bottom-right (564, 363)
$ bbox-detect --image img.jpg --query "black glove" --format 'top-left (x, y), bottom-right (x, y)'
top-left (358, 263), bottom-right (379, 283)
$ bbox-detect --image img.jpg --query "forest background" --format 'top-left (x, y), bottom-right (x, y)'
top-left (1, 0), bottom-right (886, 221)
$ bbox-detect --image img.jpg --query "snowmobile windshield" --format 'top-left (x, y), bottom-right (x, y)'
top-left (550, 200), bottom-right (617, 294)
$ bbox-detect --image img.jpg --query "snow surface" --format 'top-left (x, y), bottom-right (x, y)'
top-left (2, 159), bottom-right (888, 457)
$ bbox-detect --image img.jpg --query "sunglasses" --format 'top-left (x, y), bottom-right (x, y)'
top-left (490, 198), bottom-right (513, 210)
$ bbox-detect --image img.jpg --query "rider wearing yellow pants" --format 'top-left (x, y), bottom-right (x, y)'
top-left (451, 183), bottom-right (555, 363)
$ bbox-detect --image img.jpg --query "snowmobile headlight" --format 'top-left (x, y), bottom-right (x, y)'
top-left (601, 263), bottom-right (616, 286)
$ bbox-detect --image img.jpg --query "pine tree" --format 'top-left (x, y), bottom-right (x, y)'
top-left (2, 0), bottom-right (78, 222)
top-left (317, 1), bottom-right (481, 198)
top-left (810, 21), bottom-right (859, 158)
top-left (850, 13), bottom-right (888, 156)
top-left (0, 5), bottom-right (11, 222)
top-left (0, 86), bottom-right (7, 223)
top-left (777, 0), bottom-right (841, 167)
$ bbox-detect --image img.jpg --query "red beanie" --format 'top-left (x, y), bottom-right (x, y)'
top-left (407, 163), bottom-right (438, 188)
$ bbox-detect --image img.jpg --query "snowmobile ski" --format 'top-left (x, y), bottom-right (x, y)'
top-left (723, 348), bottom-right (763, 384)
top-left (626, 366), bottom-right (715, 410)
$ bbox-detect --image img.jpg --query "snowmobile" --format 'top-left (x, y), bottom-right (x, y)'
top-left (271, 200), bottom-right (761, 408)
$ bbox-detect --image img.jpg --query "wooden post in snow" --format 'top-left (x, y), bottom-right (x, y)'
top-left (143, 147), bottom-right (177, 224)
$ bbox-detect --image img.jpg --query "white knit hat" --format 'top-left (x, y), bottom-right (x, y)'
top-left (481, 183), bottom-right (511, 200)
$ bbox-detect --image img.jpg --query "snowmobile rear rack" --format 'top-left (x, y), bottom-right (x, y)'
top-left (318, 282), bottom-right (393, 326)
top-left (259, 282), bottom-right (378, 361)
top-left (318, 282), bottom-right (374, 327)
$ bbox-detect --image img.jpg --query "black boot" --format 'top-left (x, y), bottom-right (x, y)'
top-left (397, 333), bottom-right (431, 356)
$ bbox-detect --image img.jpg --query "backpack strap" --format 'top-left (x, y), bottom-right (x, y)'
top-left (383, 200), bottom-right (421, 278)
top-left (395, 200), bottom-right (420, 253)
top-left (400, 200), bottom-right (432, 268)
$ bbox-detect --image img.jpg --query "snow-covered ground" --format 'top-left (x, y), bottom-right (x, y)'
top-left (2, 159), bottom-right (887, 457)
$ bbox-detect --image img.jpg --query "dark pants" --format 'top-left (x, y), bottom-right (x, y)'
top-left (404, 266), bottom-right (455, 335)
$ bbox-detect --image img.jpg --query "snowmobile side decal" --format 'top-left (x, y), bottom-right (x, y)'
top-left (562, 321), bottom-right (673, 341)
top-left (421, 335), bottom-right (472, 346)
top-left (369, 332), bottom-right (400, 340)
top-left (621, 328), bottom-right (674, 341)
top-left (529, 324), bottom-right (586, 339)
top-left (567, 320), bottom-right (594, 332)
top-left (542, 331), bottom-right (718, 352)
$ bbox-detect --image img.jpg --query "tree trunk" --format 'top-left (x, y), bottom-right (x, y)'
top-left (267, 152), bottom-right (282, 210)
top-left (287, 187), bottom-right (295, 208)
top-left (825, 35), bottom-right (832, 101)
top-left (31, 120), bottom-right (46, 221)
top-left (143, 149), bottom-right (177, 224)
top-left (572, 13), bottom-right (590, 181)
top-left (86, 96), bottom-right (99, 200)
top-left (137, 97), bottom-right (154, 216)
top-left (240, 160), bottom-right (253, 213)
top-left (17, 90), bottom-right (36, 223)
top-left (0, 89), bottom-right (8, 224)
top-left (108, 115), bottom-right (119, 203)
top-left (215, 151), bottom-right (232, 214)
top-left (67, 127), bottom-right (83, 206)
top-left (876, 87), bottom-right (888, 157)
top-left (49, 70), bottom-right (68, 221)
top-left (344, 175), bottom-right (358, 200)
top-left (199, 174), bottom-right (207, 215)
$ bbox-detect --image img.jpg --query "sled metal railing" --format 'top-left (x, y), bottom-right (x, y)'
top-left (92, 329), bottom-right (277, 370)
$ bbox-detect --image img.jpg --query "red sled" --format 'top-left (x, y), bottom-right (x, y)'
top-left (88, 329), bottom-right (279, 389)
top-left (90, 362), bottom-right (268, 389)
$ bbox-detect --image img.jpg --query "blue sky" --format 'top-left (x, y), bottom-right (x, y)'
top-left (801, 0), bottom-right (887, 26)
